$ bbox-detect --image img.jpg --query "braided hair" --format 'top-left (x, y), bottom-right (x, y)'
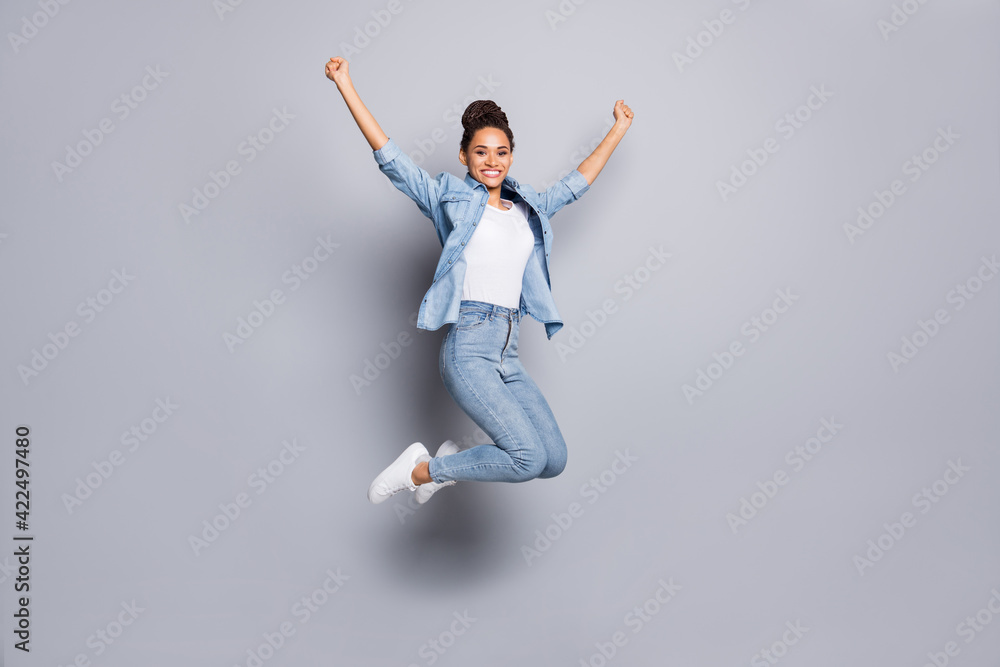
top-left (460, 100), bottom-right (515, 156)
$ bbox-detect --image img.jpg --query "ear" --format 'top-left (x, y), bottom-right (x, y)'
top-left (458, 149), bottom-right (467, 166)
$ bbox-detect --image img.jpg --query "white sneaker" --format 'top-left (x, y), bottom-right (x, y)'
top-left (414, 440), bottom-right (460, 505)
top-left (367, 442), bottom-right (431, 504)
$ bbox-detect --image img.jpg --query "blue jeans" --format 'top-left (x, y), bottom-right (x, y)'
top-left (427, 300), bottom-right (568, 484)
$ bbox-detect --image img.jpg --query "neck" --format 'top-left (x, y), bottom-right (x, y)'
top-left (473, 177), bottom-right (502, 206)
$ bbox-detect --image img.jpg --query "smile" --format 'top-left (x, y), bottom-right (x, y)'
top-left (481, 169), bottom-right (501, 177)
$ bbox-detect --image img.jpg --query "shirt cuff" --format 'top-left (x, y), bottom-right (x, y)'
top-left (373, 137), bottom-right (401, 166)
top-left (563, 168), bottom-right (591, 198)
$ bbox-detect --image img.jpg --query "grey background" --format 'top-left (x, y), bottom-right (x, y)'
top-left (2, 0), bottom-right (999, 665)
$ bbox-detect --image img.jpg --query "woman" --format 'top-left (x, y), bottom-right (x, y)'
top-left (324, 56), bottom-right (633, 506)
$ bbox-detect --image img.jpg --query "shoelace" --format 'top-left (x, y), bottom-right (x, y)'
top-left (375, 481), bottom-right (398, 496)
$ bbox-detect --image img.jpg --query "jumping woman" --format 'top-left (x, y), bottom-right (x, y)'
top-left (324, 56), bottom-right (634, 506)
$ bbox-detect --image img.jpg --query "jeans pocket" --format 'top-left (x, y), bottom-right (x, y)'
top-left (456, 310), bottom-right (489, 330)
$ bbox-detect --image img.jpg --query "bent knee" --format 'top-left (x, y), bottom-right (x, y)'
top-left (538, 451), bottom-right (567, 479)
top-left (511, 451), bottom-right (547, 482)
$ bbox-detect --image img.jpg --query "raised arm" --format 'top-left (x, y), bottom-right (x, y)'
top-left (326, 57), bottom-right (449, 224)
top-left (576, 100), bottom-right (634, 186)
top-left (326, 57), bottom-right (388, 151)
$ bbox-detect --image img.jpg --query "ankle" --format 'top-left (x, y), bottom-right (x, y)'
top-left (411, 461), bottom-right (429, 485)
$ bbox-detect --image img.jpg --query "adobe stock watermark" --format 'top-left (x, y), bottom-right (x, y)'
top-left (726, 416), bottom-right (845, 534)
top-left (920, 587), bottom-right (1000, 667)
top-left (412, 74), bottom-right (501, 166)
top-left (8, 0), bottom-right (75, 55)
top-left (750, 620), bottom-right (810, 667)
top-left (682, 287), bottom-right (799, 405)
top-left (538, 117), bottom-right (616, 192)
top-left (61, 397), bottom-right (179, 514)
top-left (877, 0), bottom-right (934, 41)
top-left (852, 458), bottom-right (971, 576)
top-left (579, 578), bottom-right (681, 667)
top-left (56, 600), bottom-right (145, 666)
top-left (232, 566), bottom-right (349, 667)
top-left (382, 73), bottom-right (502, 196)
top-left (178, 106), bottom-right (294, 224)
top-left (521, 449), bottom-right (638, 566)
top-left (350, 310), bottom-right (418, 395)
top-left (555, 245), bottom-right (672, 362)
top-left (337, 0), bottom-right (417, 59)
top-left (17, 268), bottom-right (136, 387)
top-left (544, 0), bottom-right (592, 31)
top-left (187, 438), bottom-right (306, 556)
top-left (406, 610), bottom-right (477, 667)
top-left (213, 0), bottom-right (248, 21)
top-left (886, 254), bottom-right (997, 373)
top-left (51, 65), bottom-right (169, 182)
top-left (716, 84), bottom-right (834, 202)
top-left (843, 126), bottom-right (959, 244)
top-left (223, 235), bottom-right (341, 352)
top-left (672, 0), bottom-right (758, 73)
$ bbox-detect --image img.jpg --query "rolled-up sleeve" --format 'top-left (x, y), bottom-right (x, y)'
top-left (372, 136), bottom-right (402, 166)
top-left (535, 168), bottom-right (591, 219)
top-left (373, 137), bottom-right (442, 220)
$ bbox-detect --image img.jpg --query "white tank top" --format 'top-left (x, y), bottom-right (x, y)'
top-left (461, 197), bottom-right (535, 309)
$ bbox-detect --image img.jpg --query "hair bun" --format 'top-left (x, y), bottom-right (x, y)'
top-left (461, 100), bottom-right (507, 129)
top-left (459, 99), bottom-right (515, 155)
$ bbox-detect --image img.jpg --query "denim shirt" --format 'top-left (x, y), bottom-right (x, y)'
top-left (372, 137), bottom-right (590, 339)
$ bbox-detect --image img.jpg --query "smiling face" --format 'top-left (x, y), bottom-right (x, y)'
top-left (459, 127), bottom-right (512, 188)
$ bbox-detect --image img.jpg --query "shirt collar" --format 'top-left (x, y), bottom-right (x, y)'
top-left (464, 171), bottom-right (520, 193)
